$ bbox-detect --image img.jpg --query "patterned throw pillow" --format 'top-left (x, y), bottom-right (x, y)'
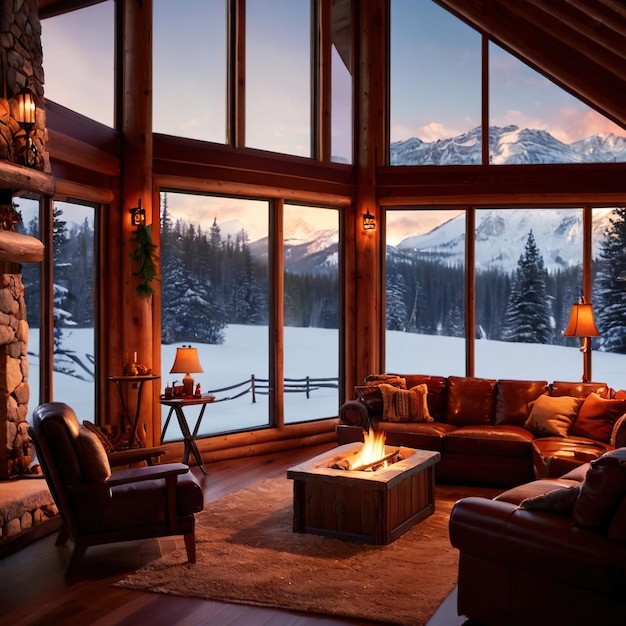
top-left (82, 420), bottom-right (116, 454)
top-left (365, 374), bottom-right (406, 389)
top-left (524, 394), bottom-right (583, 437)
top-left (379, 383), bottom-right (433, 423)
top-left (571, 392), bottom-right (626, 443)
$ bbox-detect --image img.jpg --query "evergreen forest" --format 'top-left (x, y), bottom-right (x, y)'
top-left (16, 201), bottom-right (626, 355)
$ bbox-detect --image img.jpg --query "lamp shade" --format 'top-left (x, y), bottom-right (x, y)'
top-left (563, 302), bottom-right (600, 338)
top-left (170, 345), bottom-right (204, 375)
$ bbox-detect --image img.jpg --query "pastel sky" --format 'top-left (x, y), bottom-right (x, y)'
top-left (39, 0), bottom-right (625, 242)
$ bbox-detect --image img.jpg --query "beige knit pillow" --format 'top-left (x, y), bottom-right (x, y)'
top-left (379, 383), bottom-right (433, 423)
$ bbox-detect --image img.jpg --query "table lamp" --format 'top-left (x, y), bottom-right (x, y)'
top-left (563, 299), bottom-right (600, 383)
top-left (170, 345), bottom-right (204, 396)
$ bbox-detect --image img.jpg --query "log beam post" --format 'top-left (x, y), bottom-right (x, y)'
top-left (348, 0), bottom-right (387, 391)
top-left (118, 0), bottom-right (157, 446)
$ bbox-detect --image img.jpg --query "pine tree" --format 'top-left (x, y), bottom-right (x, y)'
top-left (501, 230), bottom-right (552, 343)
top-left (386, 272), bottom-right (407, 331)
top-left (596, 207), bottom-right (626, 353)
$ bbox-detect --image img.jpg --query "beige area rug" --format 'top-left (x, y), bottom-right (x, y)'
top-left (117, 478), bottom-right (499, 626)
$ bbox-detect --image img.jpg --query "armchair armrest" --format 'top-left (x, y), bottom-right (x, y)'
top-left (339, 400), bottom-right (370, 428)
top-left (108, 446), bottom-right (166, 467)
top-left (66, 462), bottom-right (190, 494)
top-left (611, 413), bottom-right (626, 449)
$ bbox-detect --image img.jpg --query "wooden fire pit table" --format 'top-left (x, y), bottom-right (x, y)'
top-left (287, 443), bottom-right (440, 545)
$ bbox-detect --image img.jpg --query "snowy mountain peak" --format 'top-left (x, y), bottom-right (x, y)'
top-left (394, 208), bottom-right (613, 273)
top-left (390, 125), bottom-right (626, 166)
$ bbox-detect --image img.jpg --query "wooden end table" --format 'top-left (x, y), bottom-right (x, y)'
top-left (107, 375), bottom-right (160, 448)
top-left (159, 395), bottom-right (215, 474)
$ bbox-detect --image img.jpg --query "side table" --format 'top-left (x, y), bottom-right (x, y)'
top-left (108, 375), bottom-right (160, 448)
top-left (159, 395), bottom-right (215, 474)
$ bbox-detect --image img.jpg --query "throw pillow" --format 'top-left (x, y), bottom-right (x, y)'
top-left (520, 485), bottom-right (580, 513)
top-left (379, 383), bottom-right (433, 423)
top-left (571, 393), bottom-right (626, 443)
top-left (524, 394), bottom-right (583, 437)
top-left (573, 449), bottom-right (626, 530)
top-left (520, 485), bottom-right (580, 514)
top-left (365, 374), bottom-right (406, 389)
top-left (75, 426), bottom-right (112, 482)
top-left (83, 420), bottom-right (116, 454)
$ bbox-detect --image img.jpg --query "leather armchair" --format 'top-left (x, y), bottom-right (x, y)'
top-left (29, 402), bottom-right (204, 573)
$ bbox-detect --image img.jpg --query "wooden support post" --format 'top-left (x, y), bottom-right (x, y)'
top-left (119, 0), bottom-right (157, 446)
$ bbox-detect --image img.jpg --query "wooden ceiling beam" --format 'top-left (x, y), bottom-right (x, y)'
top-left (568, 0), bottom-right (626, 35)
top-left (528, 0), bottom-right (626, 62)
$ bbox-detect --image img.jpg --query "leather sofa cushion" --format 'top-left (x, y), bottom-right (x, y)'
top-left (73, 471), bottom-right (203, 532)
top-left (401, 374), bottom-right (448, 421)
top-left (571, 392), bottom-right (626, 443)
top-left (495, 477), bottom-right (584, 505)
top-left (447, 376), bottom-right (496, 426)
top-left (495, 379), bottom-right (548, 426)
top-left (445, 425), bottom-right (533, 457)
top-left (551, 380), bottom-right (611, 399)
top-left (573, 448), bottom-right (626, 530)
top-left (532, 437), bottom-right (608, 478)
top-left (376, 421), bottom-right (455, 451)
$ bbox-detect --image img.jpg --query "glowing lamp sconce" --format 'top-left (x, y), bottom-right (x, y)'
top-left (14, 86), bottom-right (37, 167)
top-left (363, 212), bottom-right (376, 231)
top-left (130, 199), bottom-right (146, 227)
top-left (564, 299), bottom-right (600, 383)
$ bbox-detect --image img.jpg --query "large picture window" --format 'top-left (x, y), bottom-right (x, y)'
top-left (283, 204), bottom-right (339, 423)
top-left (160, 192), bottom-right (270, 440)
top-left (153, 0), bottom-right (226, 142)
top-left (18, 198), bottom-right (96, 422)
top-left (390, 0), bottom-right (481, 166)
top-left (246, 0), bottom-right (311, 156)
top-left (41, 0), bottom-right (114, 127)
top-left (385, 209), bottom-right (465, 375)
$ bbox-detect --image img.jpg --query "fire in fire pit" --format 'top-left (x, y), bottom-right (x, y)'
top-left (332, 428), bottom-right (400, 471)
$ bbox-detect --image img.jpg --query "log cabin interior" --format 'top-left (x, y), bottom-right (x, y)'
top-left (1, 0), bottom-right (626, 624)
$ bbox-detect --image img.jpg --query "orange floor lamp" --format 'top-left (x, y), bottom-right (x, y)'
top-left (563, 299), bottom-right (600, 383)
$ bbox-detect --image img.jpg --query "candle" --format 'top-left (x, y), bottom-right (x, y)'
top-left (133, 352), bottom-right (137, 363)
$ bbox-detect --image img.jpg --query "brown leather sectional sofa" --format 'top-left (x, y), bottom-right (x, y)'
top-left (449, 448), bottom-right (626, 625)
top-left (337, 374), bottom-right (626, 487)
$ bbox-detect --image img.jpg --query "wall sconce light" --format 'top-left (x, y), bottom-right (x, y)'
top-left (564, 298), bottom-right (600, 383)
top-left (170, 345), bottom-right (204, 396)
top-left (14, 86), bottom-right (37, 167)
top-left (130, 199), bottom-right (146, 227)
top-left (363, 212), bottom-right (376, 231)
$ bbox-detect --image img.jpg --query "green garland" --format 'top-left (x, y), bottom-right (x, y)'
top-left (130, 224), bottom-right (160, 299)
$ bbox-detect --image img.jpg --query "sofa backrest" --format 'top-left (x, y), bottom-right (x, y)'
top-left (446, 376), bottom-right (497, 426)
top-left (550, 381), bottom-right (612, 399)
top-left (495, 379), bottom-right (549, 426)
top-left (350, 374), bottom-right (617, 428)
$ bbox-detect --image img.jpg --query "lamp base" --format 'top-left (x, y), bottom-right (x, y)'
top-left (182, 374), bottom-right (194, 396)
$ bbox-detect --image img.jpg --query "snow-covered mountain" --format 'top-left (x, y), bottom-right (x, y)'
top-left (390, 125), bottom-right (626, 166)
top-left (393, 208), bottom-right (615, 273)
top-left (246, 125), bottom-right (624, 275)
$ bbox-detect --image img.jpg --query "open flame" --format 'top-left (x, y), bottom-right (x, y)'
top-left (349, 427), bottom-right (387, 471)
